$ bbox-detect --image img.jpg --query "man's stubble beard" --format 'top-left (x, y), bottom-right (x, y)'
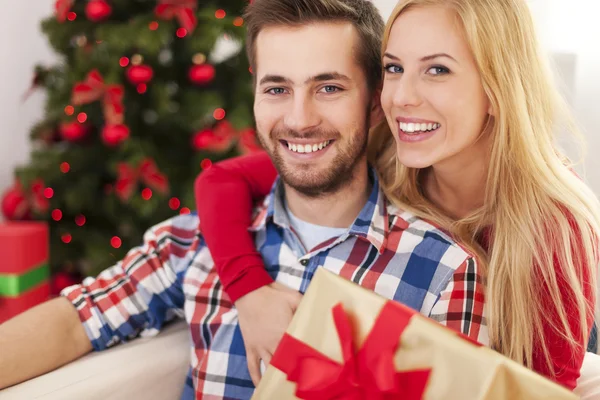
top-left (257, 109), bottom-right (371, 199)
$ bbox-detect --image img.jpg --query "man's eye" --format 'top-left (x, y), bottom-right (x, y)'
top-left (384, 64), bottom-right (403, 74)
top-left (267, 88), bottom-right (286, 95)
top-left (320, 86), bottom-right (341, 93)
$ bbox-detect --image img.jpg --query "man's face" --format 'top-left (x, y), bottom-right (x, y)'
top-left (253, 22), bottom-right (376, 197)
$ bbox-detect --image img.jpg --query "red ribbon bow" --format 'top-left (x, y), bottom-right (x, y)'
top-left (55, 0), bottom-right (74, 23)
top-left (271, 302), bottom-right (432, 400)
top-left (115, 159), bottom-right (169, 201)
top-left (155, 0), bottom-right (198, 33)
top-left (72, 70), bottom-right (125, 125)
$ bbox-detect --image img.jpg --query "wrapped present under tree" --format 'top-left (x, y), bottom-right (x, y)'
top-left (0, 222), bottom-right (50, 324)
top-left (253, 269), bottom-right (577, 400)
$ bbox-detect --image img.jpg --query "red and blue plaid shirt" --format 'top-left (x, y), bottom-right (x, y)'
top-left (62, 174), bottom-right (487, 399)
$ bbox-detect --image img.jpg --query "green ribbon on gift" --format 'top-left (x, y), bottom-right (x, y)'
top-left (0, 262), bottom-right (49, 297)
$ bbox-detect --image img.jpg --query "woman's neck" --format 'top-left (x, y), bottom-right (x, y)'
top-left (423, 143), bottom-right (490, 220)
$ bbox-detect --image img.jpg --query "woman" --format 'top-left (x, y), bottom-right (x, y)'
top-left (195, 0), bottom-right (599, 390)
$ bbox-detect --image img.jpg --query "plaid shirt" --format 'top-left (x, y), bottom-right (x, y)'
top-left (62, 173), bottom-right (487, 399)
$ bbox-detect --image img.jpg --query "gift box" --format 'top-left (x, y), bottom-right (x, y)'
top-left (0, 222), bottom-right (50, 324)
top-left (253, 269), bottom-right (577, 400)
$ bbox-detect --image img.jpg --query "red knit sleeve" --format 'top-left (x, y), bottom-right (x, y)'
top-left (194, 151), bottom-right (278, 303)
top-left (531, 215), bottom-right (597, 390)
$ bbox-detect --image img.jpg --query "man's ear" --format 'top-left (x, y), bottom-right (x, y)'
top-left (369, 86), bottom-right (385, 129)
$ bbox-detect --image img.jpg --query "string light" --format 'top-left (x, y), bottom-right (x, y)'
top-left (60, 162), bottom-right (70, 173)
top-left (176, 28), bottom-right (187, 38)
top-left (169, 197), bottom-right (181, 210)
top-left (75, 215), bottom-right (86, 226)
top-left (180, 207), bottom-right (191, 215)
top-left (77, 112), bottom-right (87, 123)
top-left (111, 236), bottom-right (122, 249)
top-left (67, 12), bottom-right (77, 21)
top-left (149, 21), bottom-right (159, 30)
top-left (213, 108), bottom-right (226, 120)
top-left (119, 57), bottom-right (130, 67)
top-left (141, 188), bottom-right (153, 200)
top-left (233, 17), bottom-right (244, 27)
top-left (215, 9), bottom-right (226, 19)
top-left (64, 105), bottom-right (74, 115)
top-left (137, 84), bottom-right (147, 94)
top-left (44, 188), bottom-right (54, 199)
top-left (52, 209), bottom-right (63, 221)
top-left (201, 159), bottom-right (213, 169)
top-left (62, 234), bottom-right (72, 243)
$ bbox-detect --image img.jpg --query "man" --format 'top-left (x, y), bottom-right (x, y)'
top-left (0, 0), bottom-right (485, 398)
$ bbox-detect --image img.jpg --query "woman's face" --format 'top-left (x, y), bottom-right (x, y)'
top-left (380, 5), bottom-right (491, 170)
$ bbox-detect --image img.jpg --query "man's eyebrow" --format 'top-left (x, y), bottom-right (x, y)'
top-left (383, 52), bottom-right (457, 63)
top-left (305, 72), bottom-right (351, 83)
top-left (259, 75), bottom-right (293, 86)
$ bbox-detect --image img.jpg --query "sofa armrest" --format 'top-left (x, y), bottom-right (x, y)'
top-left (0, 320), bottom-right (190, 400)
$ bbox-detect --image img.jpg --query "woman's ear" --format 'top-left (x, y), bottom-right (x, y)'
top-left (369, 86), bottom-right (385, 129)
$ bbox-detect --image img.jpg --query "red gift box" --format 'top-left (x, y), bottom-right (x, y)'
top-left (0, 222), bottom-right (50, 323)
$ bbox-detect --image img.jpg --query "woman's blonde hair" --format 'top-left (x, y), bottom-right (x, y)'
top-left (369, 0), bottom-right (600, 373)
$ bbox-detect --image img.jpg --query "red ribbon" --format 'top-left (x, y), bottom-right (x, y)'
top-left (155, 0), bottom-right (198, 33)
top-left (115, 159), bottom-right (169, 201)
top-left (271, 302), bottom-right (432, 400)
top-left (72, 70), bottom-right (125, 125)
top-left (55, 0), bottom-right (74, 23)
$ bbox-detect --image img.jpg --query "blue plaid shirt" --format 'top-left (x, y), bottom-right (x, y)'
top-left (62, 173), bottom-right (486, 399)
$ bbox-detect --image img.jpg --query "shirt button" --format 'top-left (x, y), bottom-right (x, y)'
top-left (300, 259), bottom-right (308, 266)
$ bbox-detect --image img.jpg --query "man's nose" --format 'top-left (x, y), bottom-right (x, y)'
top-left (284, 94), bottom-right (321, 133)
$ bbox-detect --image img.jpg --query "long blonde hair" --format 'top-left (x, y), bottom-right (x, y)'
top-left (369, 0), bottom-right (600, 373)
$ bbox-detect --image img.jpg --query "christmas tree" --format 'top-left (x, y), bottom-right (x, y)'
top-left (1, 0), bottom-right (259, 291)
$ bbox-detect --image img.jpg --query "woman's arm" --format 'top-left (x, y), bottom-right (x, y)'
top-left (194, 151), bottom-right (277, 303)
top-left (532, 218), bottom-right (597, 390)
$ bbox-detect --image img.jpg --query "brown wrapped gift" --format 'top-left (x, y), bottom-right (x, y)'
top-left (252, 268), bottom-right (577, 400)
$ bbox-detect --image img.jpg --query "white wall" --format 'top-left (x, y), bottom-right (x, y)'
top-left (0, 0), bottom-right (598, 207)
top-left (0, 0), bottom-right (57, 211)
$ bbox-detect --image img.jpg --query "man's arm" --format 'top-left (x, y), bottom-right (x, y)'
top-left (0, 214), bottom-right (198, 389)
top-left (0, 297), bottom-right (92, 389)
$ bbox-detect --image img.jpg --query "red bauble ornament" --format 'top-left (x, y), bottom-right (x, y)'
top-left (51, 272), bottom-right (80, 296)
top-left (1, 185), bottom-right (31, 220)
top-left (189, 64), bottom-right (215, 85)
top-left (85, 0), bottom-right (112, 22)
top-left (59, 121), bottom-right (87, 142)
top-left (102, 124), bottom-right (130, 146)
top-left (126, 65), bottom-right (154, 85)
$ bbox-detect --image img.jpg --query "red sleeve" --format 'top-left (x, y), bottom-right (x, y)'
top-left (532, 217), bottom-right (597, 390)
top-left (194, 151), bottom-right (278, 303)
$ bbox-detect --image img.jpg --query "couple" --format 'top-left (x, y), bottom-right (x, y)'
top-left (1, 0), bottom-right (599, 398)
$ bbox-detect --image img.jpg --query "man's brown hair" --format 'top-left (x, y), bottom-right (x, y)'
top-left (243, 0), bottom-right (385, 91)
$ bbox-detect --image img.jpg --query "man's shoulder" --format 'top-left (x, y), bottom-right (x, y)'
top-left (384, 200), bottom-right (476, 261)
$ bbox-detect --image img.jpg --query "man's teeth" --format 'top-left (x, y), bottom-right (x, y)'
top-left (399, 122), bottom-right (440, 134)
top-left (286, 140), bottom-right (331, 153)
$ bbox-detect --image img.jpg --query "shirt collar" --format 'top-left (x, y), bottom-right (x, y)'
top-left (250, 167), bottom-right (390, 253)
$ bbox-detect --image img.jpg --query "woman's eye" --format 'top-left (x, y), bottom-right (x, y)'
top-left (384, 64), bottom-right (403, 74)
top-left (427, 66), bottom-right (450, 76)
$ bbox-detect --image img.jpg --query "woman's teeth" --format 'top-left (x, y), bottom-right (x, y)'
top-left (399, 122), bottom-right (440, 134)
top-left (286, 140), bottom-right (331, 153)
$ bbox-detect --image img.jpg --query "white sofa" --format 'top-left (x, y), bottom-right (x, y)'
top-left (0, 321), bottom-right (190, 400)
top-left (2, 319), bottom-right (600, 400)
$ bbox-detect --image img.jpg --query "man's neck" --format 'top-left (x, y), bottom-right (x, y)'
top-left (284, 163), bottom-right (372, 228)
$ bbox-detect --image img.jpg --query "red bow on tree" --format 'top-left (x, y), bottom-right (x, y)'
top-left (115, 158), bottom-right (169, 201)
top-left (55, 0), bottom-right (74, 23)
top-left (155, 0), bottom-right (198, 33)
top-left (237, 128), bottom-right (262, 154)
top-left (271, 302), bottom-right (432, 400)
top-left (72, 70), bottom-right (125, 125)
